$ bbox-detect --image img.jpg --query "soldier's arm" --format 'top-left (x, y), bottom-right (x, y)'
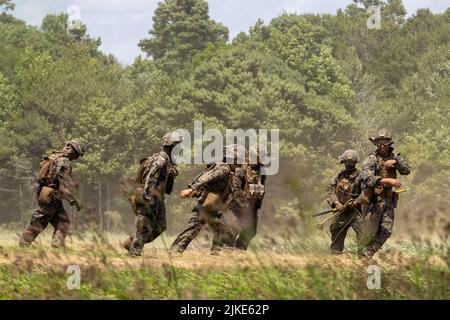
top-left (54, 158), bottom-right (80, 209)
top-left (361, 155), bottom-right (383, 188)
top-left (189, 165), bottom-right (229, 192)
top-left (165, 167), bottom-right (178, 195)
top-left (326, 174), bottom-right (340, 208)
top-left (144, 155), bottom-right (167, 200)
top-left (231, 166), bottom-right (247, 208)
top-left (394, 154), bottom-right (411, 175)
top-left (352, 174), bottom-right (365, 206)
top-left (55, 157), bottom-right (73, 183)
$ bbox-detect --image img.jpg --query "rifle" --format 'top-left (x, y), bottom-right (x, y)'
top-left (312, 199), bottom-right (354, 218)
top-left (312, 208), bottom-right (338, 217)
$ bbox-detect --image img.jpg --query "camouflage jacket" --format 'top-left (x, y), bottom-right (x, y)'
top-left (361, 151), bottom-right (410, 188)
top-left (229, 165), bottom-right (247, 209)
top-left (189, 163), bottom-right (240, 201)
top-left (41, 151), bottom-right (73, 188)
top-left (142, 151), bottom-right (178, 200)
top-left (327, 169), bottom-right (363, 207)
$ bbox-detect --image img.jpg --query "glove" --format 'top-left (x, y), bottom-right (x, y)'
top-left (345, 200), bottom-right (355, 209)
top-left (335, 202), bottom-right (345, 212)
top-left (69, 199), bottom-right (82, 212)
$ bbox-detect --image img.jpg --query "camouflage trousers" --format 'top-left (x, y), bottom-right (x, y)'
top-left (232, 202), bottom-right (260, 251)
top-left (329, 208), bottom-right (367, 255)
top-left (20, 189), bottom-right (70, 248)
top-left (361, 192), bottom-right (396, 258)
top-left (170, 203), bottom-right (236, 254)
top-left (123, 196), bottom-right (167, 256)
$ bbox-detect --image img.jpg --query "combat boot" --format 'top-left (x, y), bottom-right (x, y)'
top-left (128, 247), bottom-right (142, 257)
top-left (120, 236), bottom-right (133, 252)
top-left (51, 230), bottom-right (66, 248)
top-left (19, 230), bottom-right (35, 248)
top-left (19, 238), bottom-right (32, 248)
top-left (360, 248), bottom-right (378, 265)
top-left (169, 249), bottom-right (184, 258)
top-left (128, 238), bottom-right (143, 257)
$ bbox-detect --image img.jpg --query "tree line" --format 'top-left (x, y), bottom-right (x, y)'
top-left (0, 0), bottom-right (449, 237)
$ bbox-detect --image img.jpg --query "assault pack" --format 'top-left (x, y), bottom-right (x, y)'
top-left (244, 165), bottom-right (265, 200)
top-left (37, 152), bottom-right (66, 186)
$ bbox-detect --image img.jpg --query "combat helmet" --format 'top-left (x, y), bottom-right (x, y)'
top-left (369, 129), bottom-right (394, 145)
top-left (65, 140), bottom-right (86, 157)
top-left (249, 144), bottom-right (267, 165)
top-left (162, 131), bottom-right (183, 147)
top-left (339, 149), bottom-right (359, 163)
top-left (223, 144), bottom-right (247, 164)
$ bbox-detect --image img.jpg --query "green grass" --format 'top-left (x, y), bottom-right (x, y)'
top-left (0, 229), bottom-right (448, 300)
top-left (0, 257), bottom-right (448, 299)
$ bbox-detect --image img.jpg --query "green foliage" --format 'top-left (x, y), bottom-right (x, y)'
top-left (0, 0), bottom-right (14, 12)
top-left (139, 0), bottom-right (228, 73)
top-left (0, 1), bottom-right (449, 234)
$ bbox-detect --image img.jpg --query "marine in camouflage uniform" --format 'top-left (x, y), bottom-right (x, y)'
top-left (230, 146), bottom-right (267, 251)
top-left (19, 140), bottom-right (86, 248)
top-left (360, 129), bottom-right (411, 259)
top-left (170, 145), bottom-right (245, 255)
top-left (122, 132), bottom-right (183, 257)
top-left (326, 149), bottom-right (366, 255)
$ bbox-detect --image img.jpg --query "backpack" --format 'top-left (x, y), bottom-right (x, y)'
top-left (37, 152), bottom-right (66, 186)
top-left (136, 152), bottom-right (171, 185)
top-left (136, 157), bottom-right (151, 185)
top-left (244, 165), bottom-right (265, 200)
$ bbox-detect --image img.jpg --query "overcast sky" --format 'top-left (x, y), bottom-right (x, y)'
top-left (9, 0), bottom-right (450, 65)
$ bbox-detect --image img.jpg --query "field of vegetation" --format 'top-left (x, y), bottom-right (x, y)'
top-left (0, 228), bottom-right (448, 300)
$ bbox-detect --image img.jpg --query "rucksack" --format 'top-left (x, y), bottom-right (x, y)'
top-left (136, 157), bottom-right (151, 185)
top-left (136, 152), bottom-right (170, 185)
top-left (244, 165), bottom-right (265, 200)
top-left (37, 152), bottom-right (66, 186)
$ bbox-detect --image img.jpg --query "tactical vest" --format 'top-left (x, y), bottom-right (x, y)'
top-left (199, 163), bottom-right (234, 212)
top-left (377, 156), bottom-right (397, 179)
top-left (136, 151), bottom-right (174, 195)
top-left (37, 152), bottom-right (67, 187)
top-left (336, 170), bottom-right (360, 204)
top-left (244, 165), bottom-right (265, 200)
top-left (373, 155), bottom-right (399, 207)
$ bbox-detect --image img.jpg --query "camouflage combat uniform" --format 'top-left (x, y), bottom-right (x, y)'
top-left (19, 140), bottom-right (85, 248)
top-left (327, 167), bottom-right (365, 254)
top-left (170, 163), bottom-right (238, 254)
top-left (231, 163), bottom-right (266, 250)
top-left (124, 150), bottom-right (178, 256)
top-left (360, 150), bottom-right (410, 258)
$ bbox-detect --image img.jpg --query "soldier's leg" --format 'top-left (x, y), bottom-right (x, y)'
top-left (329, 211), bottom-right (353, 254)
top-left (121, 236), bottom-right (133, 252)
top-left (350, 211), bottom-right (366, 256)
top-left (122, 196), bottom-right (141, 252)
top-left (359, 205), bottom-right (382, 252)
top-left (145, 200), bottom-right (167, 244)
top-left (235, 204), bottom-right (258, 250)
top-left (170, 206), bottom-right (206, 254)
top-left (360, 188), bottom-right (374, 217)
top-left (362, 206), bottom-right (394, 259)
top-left (50, 201), bottom-right (71, 248)
top-left (128, 211), bottom-right (152, 256)
top-left (209, 211), bottom-right (238, 254)
top-left (19, 202), bottom-right (56, 247)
